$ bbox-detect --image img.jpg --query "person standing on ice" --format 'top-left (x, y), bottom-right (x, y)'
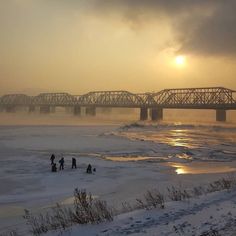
top-left (50, 154), bottom-right (55, 165)
top-left (86, 164), bottom-right (92, 174)
top-left (59, 157), bottom-right (64, 170)
top-left (72, 157), bottom-right (77, 169)
top-left (51, 163), bottom-right (57, 172)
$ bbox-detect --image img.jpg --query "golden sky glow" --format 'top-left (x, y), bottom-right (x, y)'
top-left (0, 1), bottom-right (236, 95)
top-left (175, 56), bottom-right (186, 66)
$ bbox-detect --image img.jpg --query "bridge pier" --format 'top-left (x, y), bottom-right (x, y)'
top-left (216, 109), bottom-right (226, 122)
top-left (101, 107), bottom-right (112, 114)
top-left (64, 106), bottom-right (73, 113)
top-left (5, 105), bottom-right (16, 113)
top-left (85, 107), bottom-right (96, 116)
top-left (151, 108), bottom-right (163, 121)
top-left (40, 106), bottom-right (51, 114)
top-left (140, 107), bottom-right (148, 121)
top-left (28, 105), bottom-right (36, 113)
top-left (51, 106), bottom-right (56, 113)
top-left (74, 106), bottom-right (81, 116)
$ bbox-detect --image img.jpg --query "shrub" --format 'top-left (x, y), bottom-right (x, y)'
top-left (192, 186), bottom-right (206, 197)
top-left (207, 177), bottom-right (236, 193)
top-left (144, 190), bottom-right (165, 209)
top-left (167, 186), bottom-right (191, 201)
top-left (72, 189), bottom-right (113, 224)
top-left (200, 229), bottom-right (221, 236)
top-left (23, 189), bottom-right (113, 235)
top-left (120, 201), bottom-right (134, 213)
top-left (136, 189), bottom-right (165, 210)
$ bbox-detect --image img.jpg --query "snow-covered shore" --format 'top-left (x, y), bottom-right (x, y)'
top-left (47, 188), bottom-right (236, 236)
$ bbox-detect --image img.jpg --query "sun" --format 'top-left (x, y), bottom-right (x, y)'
top-left (175, 55), bottom-right (186, 66)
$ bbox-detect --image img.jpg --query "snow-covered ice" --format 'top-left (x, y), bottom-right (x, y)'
top-left (0, 121), bottom-right (236, 235)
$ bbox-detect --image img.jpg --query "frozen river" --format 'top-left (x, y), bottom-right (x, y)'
top-left (0, 121), bottom-right (236, 232)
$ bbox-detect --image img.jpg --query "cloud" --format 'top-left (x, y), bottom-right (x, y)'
top-left (86, 0), bottom-right (236, 57)
top-left (178, 1), bottom-right (236, 57)
top-left (2, 0), bottom-right (236, 57)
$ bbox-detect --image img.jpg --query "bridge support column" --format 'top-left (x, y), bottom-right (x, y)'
top-left (5, 106), bottom-right (16, 113)
top-left (140, 107), bottom-right (148, 121)
top-left (50, 107), bottom-right (56, 113)
top-left (65, 106), bottom-right (73, 113)
top-left (28, 105), bottom-right (36, 113)
top-left (85, 107), bottom-right (96, 116)
top-left (74, 106), bottom-right (81, 116)
top-left (151, 108), bottom-right (163, 121)
top-left (216, 109), bottom-right (226, 122)
top-left (40, 106), bottom-right (51, 114)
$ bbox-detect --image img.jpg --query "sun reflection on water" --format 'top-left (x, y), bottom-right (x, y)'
top-left (170, 163), bottom-right (236, 175)
top-left (122, 129), bottom-right (198, 149)
top-left (168, 129), bottom-right (197, 148)
top-left (105, 156), bottom-right (153, 162)
top-left (171, 164), bottom-right (188, 174)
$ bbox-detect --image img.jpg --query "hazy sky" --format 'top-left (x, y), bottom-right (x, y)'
top-left (1, 0), bottom-right (236, 95)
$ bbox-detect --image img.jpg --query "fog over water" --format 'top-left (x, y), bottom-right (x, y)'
top-left (1, 108), bottom-right (236, 125)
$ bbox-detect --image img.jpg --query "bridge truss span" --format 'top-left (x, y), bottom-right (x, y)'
top-left (149, 87), bottom-right (236, 109)
top-left (32, 93), bottom-right (78, 106)
top-left (0, 94), bottom-right (32, 106)
top-left (77, 91), bottom-right (144, 108)
top-left (0, 87), bottom-right (236, 121)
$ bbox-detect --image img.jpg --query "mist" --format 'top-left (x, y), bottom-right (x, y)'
top-left (1, 108), bottom-right (236, 126)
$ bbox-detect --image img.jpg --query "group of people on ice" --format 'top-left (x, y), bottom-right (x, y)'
top-left (50, 154), bottom-right (96, 174)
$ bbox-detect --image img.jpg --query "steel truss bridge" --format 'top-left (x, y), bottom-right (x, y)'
top-left (0, 87), bottom-right (236, 121)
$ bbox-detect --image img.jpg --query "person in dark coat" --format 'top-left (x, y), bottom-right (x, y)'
top-left (86, 164), bottom-right (92, 174)
top-left (50, 154), bottom-right (55, 165)
top-left (51, 163), bottom-right (57, 172)
top-left (72, 158), bottom-right (77, 169)
top-left (59, 157), bottom-right (64, 170)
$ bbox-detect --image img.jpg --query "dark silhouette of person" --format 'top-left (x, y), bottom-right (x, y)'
top-left (51, 163), bottom-right (57, 172)
top-left (72, 158), bottom-right (77, 169)
top-left (50, 154), bottom-right (55, 165)
top-left (86, 164), bottom-right (92, 174)
top-left (59, 157), bottom-right (64, 170)
top-left (93, 168), bottom-right (96, 172)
